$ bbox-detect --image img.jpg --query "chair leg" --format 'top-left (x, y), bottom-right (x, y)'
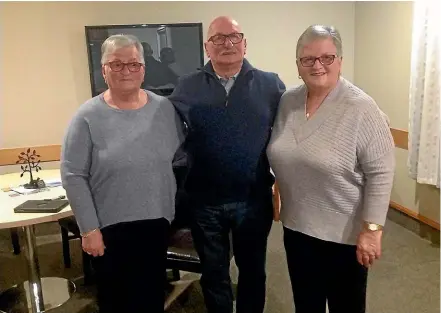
top-left (172, 268), bottom-right (181, 280)
top-left (10, 228), bottom-right (20, 255)
top-left (60, 227), bottom-right (72, 268)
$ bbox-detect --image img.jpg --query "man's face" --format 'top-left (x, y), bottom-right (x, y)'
top-left (204, 20), bottom-right (247, 66)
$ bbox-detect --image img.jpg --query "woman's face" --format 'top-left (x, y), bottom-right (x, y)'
top-left (102, 45), bottom-right (145, 93)
top-left (297, 38), bottom-right (342, 91)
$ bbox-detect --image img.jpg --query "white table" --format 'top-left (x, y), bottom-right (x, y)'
top-left (0, 170), bottom-right (75, 313)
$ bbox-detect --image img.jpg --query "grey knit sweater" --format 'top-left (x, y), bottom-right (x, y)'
top-left (61, 91), bottom-right (184, 234)
top-left (267, 78), bottom-right (395, 245)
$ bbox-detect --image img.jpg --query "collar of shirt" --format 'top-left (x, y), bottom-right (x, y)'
top-left (215, 71), bottom-right (240, 81)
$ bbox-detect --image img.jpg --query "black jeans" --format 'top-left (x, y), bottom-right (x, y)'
top-left (91, 218), bottom-right (170, 313)
top-left (283, 228), bottom-right (368, 313)
top-left (191, 199), bottom-right (273, 313)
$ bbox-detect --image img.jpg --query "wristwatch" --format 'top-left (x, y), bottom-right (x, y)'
top-left (364, 222), bottom-right (384, 231)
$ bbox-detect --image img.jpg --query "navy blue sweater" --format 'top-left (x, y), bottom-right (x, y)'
top-left (169, 59), bottom-right (286, 205)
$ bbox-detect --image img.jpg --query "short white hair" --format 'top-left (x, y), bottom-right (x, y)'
top-left (296, 25), bottom-right (343, 59)
top-left (100, 34), bottom-right (145, 65)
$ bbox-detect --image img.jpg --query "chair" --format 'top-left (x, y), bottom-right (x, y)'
top-left (59, 216), bottom-right (201, 285)
top-left (166, 151), bottom-right (203, 280)
top-left (167, 226), bottom-right (201, 280)
top-left (58, 217), bottom-right (94, 285)
top-left (58, 168), bottom-right (276, 285)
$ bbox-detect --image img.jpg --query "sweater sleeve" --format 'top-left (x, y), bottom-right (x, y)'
top-left (168, 76), bottom-right (192, 129)
top-left (357, 103), bottom-right (396, 225)
top-left (61, 113), bottom-right (100, 233)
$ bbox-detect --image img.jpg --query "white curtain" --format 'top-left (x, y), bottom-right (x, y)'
top-left (408, 0), bottom-right (441, 188)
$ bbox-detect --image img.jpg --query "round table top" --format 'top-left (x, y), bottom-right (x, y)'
top-left (0, 169), bottom-right (73, 229)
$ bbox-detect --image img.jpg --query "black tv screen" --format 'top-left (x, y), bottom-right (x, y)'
top-left (85, 23), bottom-right (204, 96)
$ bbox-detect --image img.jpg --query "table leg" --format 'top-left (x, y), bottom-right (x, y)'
top-left (0, 226), bottom-right (76, 313)
top-left (24, 225), bottom-right (44, 313)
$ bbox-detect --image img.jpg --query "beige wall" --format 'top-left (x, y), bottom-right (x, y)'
top-left (0, 1), bottom-right (355, 148)
top-left (2, 1), bottom-right (438, 222)
top-left (354, 1), bottom-right (440, 223)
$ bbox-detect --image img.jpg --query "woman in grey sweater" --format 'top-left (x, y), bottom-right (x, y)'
top-left (267, 25), bottom-right (395, 313)
top-left (61, 34), bottom-right (184, 313)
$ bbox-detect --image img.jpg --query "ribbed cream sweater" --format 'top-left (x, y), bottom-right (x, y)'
top-left (267, 78), bottom-right (395, 245)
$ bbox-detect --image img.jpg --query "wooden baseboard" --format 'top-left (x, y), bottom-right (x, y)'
top-left (0, 128), bottom-right (407, 165)
top-left (390, 128), bottom-right (408, 150)
top-left (388, 128), bottom-right (439, 231)
top-left (0, 145), bottom-right (61, 166)
top-left (390, 200), bottom-right (440, 230)
top-left (4, 129), bottom-right (437, 231)
top-left (272, 182), bottom-right (280, 221)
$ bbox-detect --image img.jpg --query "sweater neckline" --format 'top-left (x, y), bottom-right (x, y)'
top-left (291, 78), bottom-right (346, 143)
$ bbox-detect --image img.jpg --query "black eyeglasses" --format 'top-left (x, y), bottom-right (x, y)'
top-left (106, 61), bottom-right (144, 72)
top-left (298, 55), bottom-right (337, 67)
top-left (208, 33), bottom-right (244, 45)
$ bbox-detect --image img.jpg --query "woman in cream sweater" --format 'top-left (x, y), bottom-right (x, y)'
top-left (267, 25), bottom-right (395, 313)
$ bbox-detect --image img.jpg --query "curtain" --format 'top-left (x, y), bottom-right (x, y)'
top-left (408, 0), bottom-right (441, 188)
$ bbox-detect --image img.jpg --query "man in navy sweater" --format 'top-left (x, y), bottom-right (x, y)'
top-left (169, 16), bottom-right (286, 313)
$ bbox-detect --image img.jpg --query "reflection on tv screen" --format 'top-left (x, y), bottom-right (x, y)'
top-left (86, 23), bottom-right (204, 96)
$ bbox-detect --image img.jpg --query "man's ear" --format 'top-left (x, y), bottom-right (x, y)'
top-left (244, 38), bottom-right (247, 55)
top-left (204, 42), bottom-right (210, 58)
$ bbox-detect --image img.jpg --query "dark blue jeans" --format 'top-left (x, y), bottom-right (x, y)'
top-left (191, 199), bottom-right (273, 313)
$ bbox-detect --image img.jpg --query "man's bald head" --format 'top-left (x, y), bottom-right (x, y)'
top-left (204, 16), bottom-right (246, 70)
top-left (207, 16), bottom-right (242, 38)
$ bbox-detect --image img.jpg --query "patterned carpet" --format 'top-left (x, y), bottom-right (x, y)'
top-left (0, 219), bottom-right (439, 313)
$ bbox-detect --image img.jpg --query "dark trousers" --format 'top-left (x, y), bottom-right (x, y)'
top-left (91, 218), bottom-right (170, 313)
top-left (191, 199), bottom-right (273, 313)
top-left (283, 228), bottom-right (368, 313)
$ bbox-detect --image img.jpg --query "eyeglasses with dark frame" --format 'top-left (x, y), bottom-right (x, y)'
top-left (298, 54), bottom-right (338, 67)
top-left (106, 61), bottom-right (144, 72)
top-left (208, 33), bottom-right (244, 46)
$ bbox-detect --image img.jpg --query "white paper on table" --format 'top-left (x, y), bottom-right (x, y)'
top-left (9, 186), bottom-right (50, 196)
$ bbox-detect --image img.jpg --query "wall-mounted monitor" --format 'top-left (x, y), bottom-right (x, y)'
top-left (85, 23), bottom-right (204, 96)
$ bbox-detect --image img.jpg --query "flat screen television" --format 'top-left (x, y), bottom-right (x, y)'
top-left (85, 23), bottom-right (204, 97)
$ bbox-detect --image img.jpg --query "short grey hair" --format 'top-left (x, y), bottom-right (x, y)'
top-left (296, 25), bottom-right (343, 59)
top-left (100, 34), bottom-right (145, 65)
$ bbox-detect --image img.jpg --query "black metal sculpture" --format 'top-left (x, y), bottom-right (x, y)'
top-left (16, 148), bottom-right (46, 189)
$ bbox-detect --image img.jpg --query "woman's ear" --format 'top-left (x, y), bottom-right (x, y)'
top-left (102, 65), bottom-right (107, 84)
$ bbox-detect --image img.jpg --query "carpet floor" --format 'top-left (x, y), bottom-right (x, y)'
top-left (0, 219), bottom-right (438, 313)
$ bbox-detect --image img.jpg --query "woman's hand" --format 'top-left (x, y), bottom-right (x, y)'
top-left (356, 228), bottom-right (383, 268)
top-left (82, 229), bottom-right (106, 257)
